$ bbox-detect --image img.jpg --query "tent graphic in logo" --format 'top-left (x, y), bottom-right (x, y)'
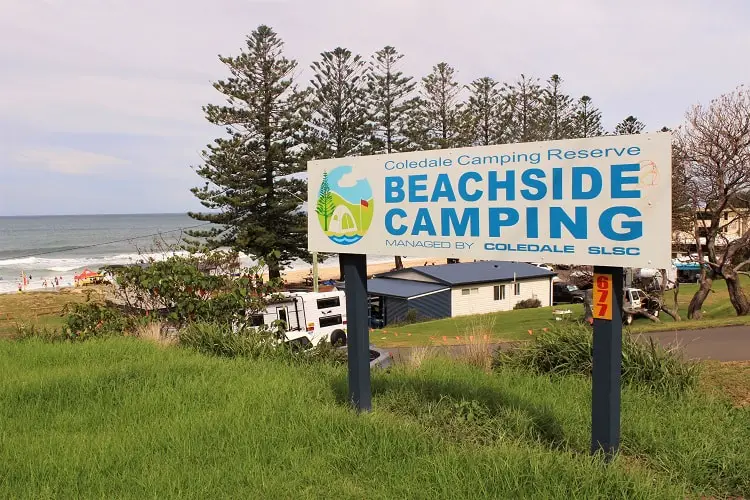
top-left (316, 165), bottom-right (373, 245)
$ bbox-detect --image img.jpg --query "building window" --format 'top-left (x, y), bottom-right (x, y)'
top-left (494, 285), bottom-right (505, 301)
top-left (249, 314), bottom-right (265, 327)
top-left (514, 283), bottom-right (521, 295)
top-left (471, 287), bottom-right (478, 295)
top-left (462, 288), bottom-right (479, 296)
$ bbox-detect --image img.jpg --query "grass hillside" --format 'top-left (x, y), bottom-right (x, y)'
top-left (1, 338), bottom-right (748, 498)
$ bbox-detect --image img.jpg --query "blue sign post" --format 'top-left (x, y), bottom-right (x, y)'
top-left (340, 253), bottom-right (372, 412)
top-left (591, 266), bottom-right (624, 459)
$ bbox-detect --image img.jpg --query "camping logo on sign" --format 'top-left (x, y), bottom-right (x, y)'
top-left (315, 165), bottom-right (374, 245)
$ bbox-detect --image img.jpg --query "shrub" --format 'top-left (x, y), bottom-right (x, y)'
top-left (178, 322), bottom-right (346, 366)
top-left (514, 298), bottom-right (542, 310)
top-left (103, 254), bottom-right (281, 329)
top-left (404, 308), bottom-right (419, 324)
top-left (14, 324), bottom-right (66, 342)
top-left (62, 302), bottom-right (136, 340)
top-left (494, 324), bottom-right (700, 393)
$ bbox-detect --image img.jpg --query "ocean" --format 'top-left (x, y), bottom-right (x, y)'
top-left (0, 213), bottom-right (394, 294)
top-left (0, 214), bottom-right (200, 293)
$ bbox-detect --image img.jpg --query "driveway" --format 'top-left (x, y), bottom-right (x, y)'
top-left (640, 325), bottom-right (750, 362)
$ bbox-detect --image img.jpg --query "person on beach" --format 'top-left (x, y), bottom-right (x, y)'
top-left (54, 277), bottom-right (59, 287)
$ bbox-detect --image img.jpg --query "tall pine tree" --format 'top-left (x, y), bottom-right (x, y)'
top-left (411, 62), bottom-right (465, 150)
top-left (464, 77), bottom-right (506, 146)
top-left (571, 95), bottom-right (604, 138)
top-left (503, 74), bottom-right (544, 143)
top-left (367, 46), bottom-right (416, 154)
top-left (188, 25), bottom-right (306, 280)
top-left (308, 47), bottom-right (370, 159)
top-left (541, 74), bottom-right (574, 140)
top-left (614, 115), bottom-right (646, 135)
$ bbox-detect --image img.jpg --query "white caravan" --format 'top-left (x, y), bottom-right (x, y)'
top-left (248, 290), bottom-right (348, 346)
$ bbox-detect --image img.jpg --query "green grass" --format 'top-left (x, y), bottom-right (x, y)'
top-left (371, 304), bottom-right (584, 346)
top-left (372, 277), bottom-right (750, 347)
top-left (1, 338), bottom-right (748, 498)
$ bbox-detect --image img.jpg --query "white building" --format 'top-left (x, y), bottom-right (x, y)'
top-left (367, 261), bottom-right (555, 325)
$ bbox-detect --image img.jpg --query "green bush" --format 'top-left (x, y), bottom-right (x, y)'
top-left (14, 324), bottom-right (66, 342)
top-left (514, 298), bottom-right (542, 309)
top-left (62, 302), bottom-right (136, 340)
top-left (494, 324), bottom-right (700, 393)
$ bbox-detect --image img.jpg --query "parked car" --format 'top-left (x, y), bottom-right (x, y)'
top-left (531, 262), bottom-right (554, 272)
top-left (553, 282), bottom-right (585, 304)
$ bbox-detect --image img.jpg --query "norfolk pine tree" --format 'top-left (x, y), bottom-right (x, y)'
top-left (367, 46), bottom-right (416, 269)
top-left (308, 47), bottom-right (370, 159)
top-left (571, 95), bottom-right (604, 138)
top-left (412, 62), bottom-right (465, 150)
top-left (614, 115), bottom-right (646, 135)
top-left (464, 77), bottom-right (507, 146)
top-left (541, 74), bottom-right (575, 140)
top-left (188, 25), bottom-right (307, 280)
top-left (367, 46), bottom-right (416, 154)
top-left (502, 74), bottom-right (544, 143)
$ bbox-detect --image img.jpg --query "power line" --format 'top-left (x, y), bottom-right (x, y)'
top-left (3, 222), bottom-right (215, 261)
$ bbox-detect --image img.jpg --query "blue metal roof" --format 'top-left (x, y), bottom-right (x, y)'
top-left (391, 261), bottom-right (555, 286)
top-left (366, 277), bottom-right (449, 299)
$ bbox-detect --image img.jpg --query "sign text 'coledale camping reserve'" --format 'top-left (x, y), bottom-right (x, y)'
top-left (308, 133), bottom-right (672, 268)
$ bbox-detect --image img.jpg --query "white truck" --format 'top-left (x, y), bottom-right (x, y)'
top-left (623, 287), bottom-right (661, 325)
top-left (248, 290), bottom-right (348, 347)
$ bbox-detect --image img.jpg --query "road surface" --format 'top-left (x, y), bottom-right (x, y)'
top-left (640, 325), bottom-right (750, 362)
top-left (386, 325), bottom-right (750, 363)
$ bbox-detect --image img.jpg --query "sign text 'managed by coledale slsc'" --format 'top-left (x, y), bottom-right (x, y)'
top-left (307, 133), bottom-right (672, 268)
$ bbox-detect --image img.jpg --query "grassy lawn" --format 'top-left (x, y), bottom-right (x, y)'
top-left (373, 277), bottom-right (750, 347)
top-left (0, 287), bottom-right (105, 338)
top-left (0, 338), bottom-right (748, 498)
top-left (371, 304), bottom-right (584, 347)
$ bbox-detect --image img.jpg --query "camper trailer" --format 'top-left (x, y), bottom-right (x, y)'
top-left (248, 290), bottom-right (348, 346)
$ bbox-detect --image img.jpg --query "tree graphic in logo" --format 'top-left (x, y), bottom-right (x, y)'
top-left (316, 171), bottom-right (336, 231)
top-left (316, 166), bottom-right (373, 245)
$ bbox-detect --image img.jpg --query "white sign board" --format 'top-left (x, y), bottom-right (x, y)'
top-left (307, 133), bottom-right (672, 268)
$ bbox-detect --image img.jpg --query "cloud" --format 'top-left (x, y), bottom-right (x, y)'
top-left (336, 170), bottom-right (364, 188)
top-left (15, 148), bottom-right (130, 175)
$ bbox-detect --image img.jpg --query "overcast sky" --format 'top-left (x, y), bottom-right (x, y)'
top-left (1, 0), bottom-right (748, 216)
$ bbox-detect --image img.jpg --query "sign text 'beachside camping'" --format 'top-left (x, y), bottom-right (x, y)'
top-left (307, 133), bottom-right (672, 268)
